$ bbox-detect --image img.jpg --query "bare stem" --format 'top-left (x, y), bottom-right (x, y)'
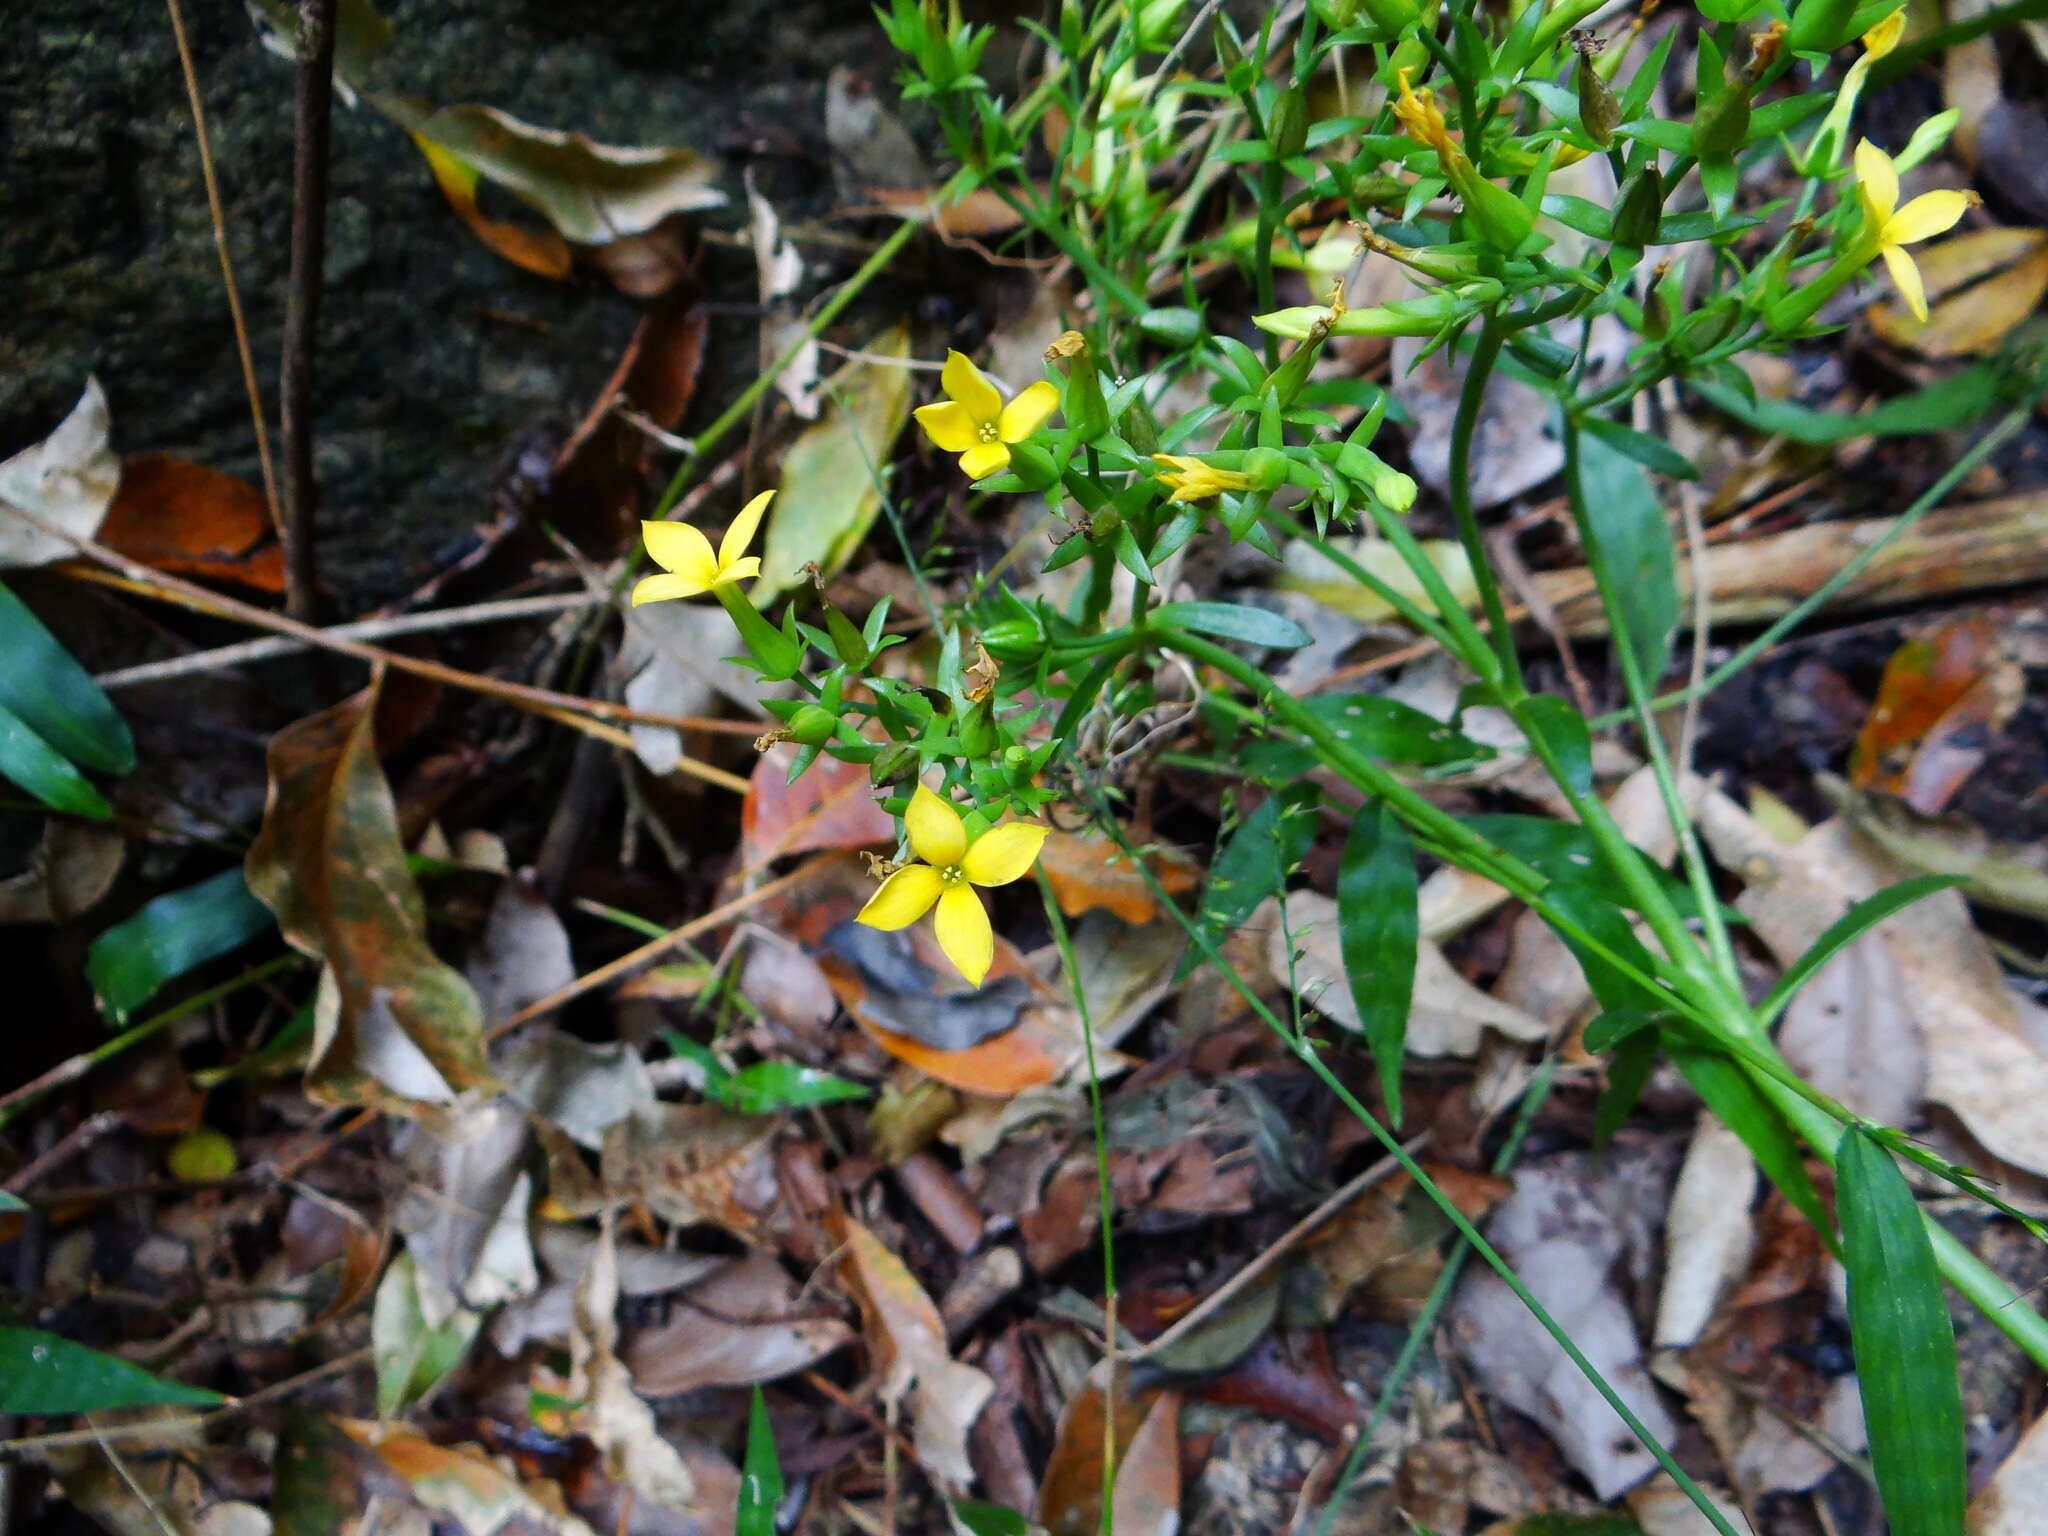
top-left (279, 0), bottom-right (338, 621)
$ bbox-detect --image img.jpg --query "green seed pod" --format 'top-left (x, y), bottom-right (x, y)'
top-left (1269, 91), bottom-right (1309, 161)
top-left (1694, 76), bottom-right (1752, 160)
top-left (786, 704), bottom-right (839, 748)
top-left (1086, 506), bottom-right (1123, 542)
top-left (1045, 331), bottom-right (1111, 443)
top-left (982, 616), bottom-right (1048, 663)
top-left (1339, 444), bottom-right (1419, 512)
top-left (869, 742), bottom-right (920, 790)
top-left (1577, 53), bottom-right (1620, 148)
top-left (1241, 447), bottom-right (1290, 493)
top-left (1448, 163), bottom-right (1541, 256)
top-left (1612, 166), bottom-right (1665, 248)
top-left (960, 700), bottom-right (998, 758)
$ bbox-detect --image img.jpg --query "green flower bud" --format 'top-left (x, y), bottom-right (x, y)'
top-left (1612, 166), bottom-right (1665, 248)
top-left (960, 700), bottom-right (998, 758)
top-left (982, 616), bottom-right (1048, 663)
top-left (1241, 447), bottom-right (1291, 493)
top-left (1446, 163), bottom-right (1542, 256)
top-left (1086, 506), bottom-right (1122, 542)
top-left (1004, 439), bottom-right (1060, 491)
top-left (786, 704), bottom-right (839, 748)
top-left (1269, 91), bottom-right (1308, 161)
top-left (1338, 444), bottom-right (1418, 512)
top-left (1045, 331), bottom-right (1111, 442)
top-left (869, 742), bottom-right (920, 790)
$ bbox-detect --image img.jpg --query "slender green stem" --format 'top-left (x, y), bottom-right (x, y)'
top-left (1445, 320), bottom-right (1524, 682)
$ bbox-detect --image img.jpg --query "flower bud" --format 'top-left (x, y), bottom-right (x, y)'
top-left (1086, 505), bottom-right (1123, 542)
top-left (1241, 447), bottom-right (1291, 493)
top-left (1612, 166), bottom-right (1665, 247)
top-left (1269, 91), bottom-right (1308, 160)
top-left (1577, 49), bottom-right (1620, 148)
top-left (786, 704), bottom-right (839, 748)
top-left (982, 616), bottom-right (1048, 663)
top-left (1045, 331), bottom-right (1111, 442)
top-left (1339, 444), bottom-right (1419, 512)
top-left (869, 742), bottom-right (919, 790)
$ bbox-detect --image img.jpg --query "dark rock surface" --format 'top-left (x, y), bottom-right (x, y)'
top-left (3, 0), bottom-right (864, 605)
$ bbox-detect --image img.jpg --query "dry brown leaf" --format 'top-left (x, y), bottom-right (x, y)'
top-left (0, 377), bottom-right (119, 567)
top-left (602, 1102), bottom-right (783, 1246)
top-left (98, 454), bottom-right (285, 592)
top-left (1035, 1382), bottom-right (1159, 1536)
top-left (413, 131), bottom-right (573, 278)
top-left (1038, 829), bottom-right (1202, 925)
top-left (623, 1252), bottom-right (853, 1394)
top-left (1969, 1399), bottom-right (2048, 1534)
top-left (1653, 1119), bottom-right (1757, 1349)
top-left (1106, 1391), bottom-right (1181, 1536)
top-left (1869, 228), bottom-right (2048, 357)
top-left (741, 744), bottom-right (895, 866)
top-left (341, 1420), bottom-right (599, 1536)
top-left (828, 1208), bottom-right (993, 1492)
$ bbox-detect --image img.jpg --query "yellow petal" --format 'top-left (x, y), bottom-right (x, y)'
top-left (1881, 242), bottom-right (1930, 323)
top-left (959, 441), bottom-right (1011, 480)
top-left (1854, 140), bottom-right (1898, 224)
top-left (856, 863), bottom-right (943, 930)
top-left (642, 520), bottom-right (720, 586)
top-left (940, 350), bottom-right (1003, 426)
top-left (1861, 7), bottom-right (1905, 57)
top-left (915, 400), bottom-right (982, 453)
top-left (713, 555), bottom-right (761, 587)
top-left (720, 489), bottom-right (772, 570)
top-left (631, 571), bottom-right (711, 605)
top-left (905, 784), bottom-right (968, 869)
top-left (1884, 190), bottom-right (1971, 247)
top-left (998, 380), bottom-right (1061, 444)
top-left (962, 823), bottom-right (1048, 887)
top-left (1152, 454), bottom-right (1201, 473)
top-left (934, 885), bottom-right (994, 987)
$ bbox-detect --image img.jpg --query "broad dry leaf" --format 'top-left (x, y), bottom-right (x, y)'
top-left (490, 1226), bottom-right (723, 1356)
top-left (381, 98), bottom-right (723, 244)
top-left (741, 744), bottom-right (895, 866)
top-left (1653, 1118), bottom-right (1756, 1348)
top-left (1107, 1391), bottom-right (1182, 1536)
top-left (623, 1251), bottom-right (853, 1394)
top-left (1448, 1151), bottom-right (1678, 1501)
top-left (1035, 1382), bottom-right (1158, 1536)
top-left (828, 1208), bottom-right (993, 1491)
top-left (601, 1102), bottom-right (782, 1245)
top-left (97, 454), bottom-right (284, 592)
top-left (393, 1096), bottom-right (536, 1320)
top-left (755, 324), bottom-right (915, 596)
top-left (0, 377), bottom-right (119, 566)
top-left (341, 1421), bottom-right (600, 1536)
top-left (1038, 829), bottom-right (1202, 925)
top-left (1277, 533), bottom-right (1479, 627)
top-left (245, 688), bottom-right (487, 1104)
top-left (1969, 1399), bottom-right (2048, 1534)
top-left (465, 876), bottom-right (576, 1029)
top-left (1869, 228), bottom-right (2048, 357)
top-left (1699, 794), bottom-right (2048, 1176)
top-left (412, 132), bottom-right (573, 278)
top-left (495, 1026), bottom-right (652, 1152)
top-left (1270, 891), bottom-right (1547, 1055)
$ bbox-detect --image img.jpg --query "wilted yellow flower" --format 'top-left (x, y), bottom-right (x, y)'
top-left (914, 352), bottom-right (1061, 480)
top-left (856, 784), bottom-right (1048, 987)
top-left (1854, 138), bottom-right (1971, 321)
top-left (633, 490), bottom-right (770, 605)
top-left (1151, 453), bottom-right (1253, 503)
top-left (1393, 69), bottom-right (1452, 155)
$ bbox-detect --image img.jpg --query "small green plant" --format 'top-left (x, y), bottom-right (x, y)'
top-left (637, 0), bottom-right (2048, 1527)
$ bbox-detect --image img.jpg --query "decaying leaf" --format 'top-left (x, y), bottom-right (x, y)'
top-left (1970, 1398), bottom-right (2048, 1535)
top-left (1269, 892), bottom-right (1547, 1055)
top-left (755, 325), bottom-right (916, 596)
top-left (489, 1225), bottom-right (724, 1356)
top-left (393, 1096), bottom-right (537, 1321)
top-left (465, 876), bottom-right (577, 1030)
top-left (1038, 830), bottom-right (1203, 926)
top-left (1106, 1391), bottom-right (1181, 1536)
top-left (412, 132), bottom-right (573, 278)
top-left (623, 1251), bottom-right (854, 1395)
top-left (96, 455), bottom-right (284, 592)
top-left (341, 1420), bottom-right (601, 1536)
top-left (495, 1025), bottom-right (653, 1152)
top-left (1448, 1148), bottom-right (1679, 1501)
top-left (1848, 616), bottom-right (2019, 814)
top-left (245, 688), bottom-right (487, 1104)
top-left (372, 1250), bottom-right (482, 1417)
top-left (1035, 1381), bottom-right (1160, 1536)
top-left (602, 1101), bottom-right (783, 1245)
top-left (741, 744), bottom-right (895, 867)
top-left (0, 377), bottom-right (120, 567)
top-left (1653, 1118), bottom-right (1756, 1349)
top-left (1277, 533), bottom-right (1480, 628)
top-left (1869, 227), bottom-right (2048, 357)
top-left (828, 1208), bottom-right (994, 1491)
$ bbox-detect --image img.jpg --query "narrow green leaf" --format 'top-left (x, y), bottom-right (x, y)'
top-left (0, 580), bottom-right (135, 775)
top-left (1673, 1046), bottom-right (1832, 1247)
top-left (1584, 1008), bottom-right (1656, 1053)
top-left (724, 1062), bottom-right (870, 1114)
top-left (738, 1387), bottom-right (785, 1536)
top-left (1154, 600), bottom-right (1312, 650)
top-left (1575, 431), bottom-right (1680, 686)
top-left (0, 701), bottom-right (110, 819)
top-left (1596, 1028), bottom-right (1658, 1151)
top-left (1520, 694), bottom-right (1594, 794)
top-left (0, 1326), bottom-right (223, 1413)
top-left (86, 868), bottom-right (277, 1024)
top-left (1836, 1128), bottom-right (1967, 1536)
top-left (1758, 876), bottom-right (1966, 1024)
top-left (1338, 801), bottom-right (1418, 1125)
top-left (952, 1502), bottom-right (1028, 1536)
top-left (1581, 416), bottom-right (1699, 481)
top-left (1461, 816), bottom-right (1715, 922)
top-left (1689, 365), bottom-right (2005, 445)
top-left (1244, 693), bottom-right (1494, 780)
top-left (0, 1190), bottom-right (26, 1211)
top-left (1540, 882), bottom-right (1667, 1015)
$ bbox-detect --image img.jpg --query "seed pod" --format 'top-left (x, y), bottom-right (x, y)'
top-left (1045, 330), bottom-right (1110, 442)
top-left (1612, 165), bottom-right (1665, 247)
top-left (1577, 52), bottom-right (1620, 148)
top-left (785, 704), bottom-right (840, 748)
top-left (982, 617), bottom-right (1048, 663)
top-left (1694, 74), bottom-right (1751, 160)
top-left (869, 743), bottom-right (919, 790)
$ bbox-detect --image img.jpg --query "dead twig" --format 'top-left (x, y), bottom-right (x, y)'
top-left (165, 0), bottom-right (280, 535)
top-left (279, 0), bottom-right (338, 621)
top-left (2, 1113), bottom-right (126, 1197)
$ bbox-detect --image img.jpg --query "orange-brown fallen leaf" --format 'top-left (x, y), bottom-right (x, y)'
top-left (1038, 829), bottom-right (1203, 925)
top-left (98, 455), bottom-right (284, 593)
top-left (1849, 615), bottom-right (2019, 814)
top-left (742, 744), bottom-right (895, 867)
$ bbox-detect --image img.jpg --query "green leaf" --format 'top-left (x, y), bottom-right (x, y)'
top-left (725, 1062), bottom-right (870, 1114)
top-left (1575, 430), bottom-right (1679, 687)
top-left (1583, 1007), bottom-right (1656, 1053)
top-left (372, 1252), bottom-right (480, 1418)
top-left (952, 1502), bottom-right (1029, 1536)
top-left (0, 580), bottom-right (135, 775)
top-left (1758, 876), bottom-right (1966, 1024)
top-left (1338, 801), bottom-right (1418, 1126)
top-left (1580, 416), bottom-right (1698, 481)
top-left (1245, 694), bottom-right (1494, 780)
top-left (1458, 815), bottom-right (1713, 920)
top-left (87, 868), bottom-right (277, 1025)
top-left (1596, 1028), bottom-right (1658, 1151)
top-left (1193, 783), bottom-right (1318, 959)
top-left (1673, 1046), bottom-right (1832, 1246)
top-left (1540, 881), bottom-right (1666, 1015)
top-left (0, 1326), bottom-right (224, 1413)
top-left (0, 701), bottom-right (110, 819)
top-left (1518, 694), bottom-right (1594, 795)
top-left (738, 1387), bottom-right (785, 1536)
top-left (1836, 1127), bottom-right (1967, 1536)
top-left (1689, 365), bottom-right (2005, 445)
top-left (0, 1191), bottom-right (25, 1211)
top-left (1153, 600), bottom-right (1312, 650)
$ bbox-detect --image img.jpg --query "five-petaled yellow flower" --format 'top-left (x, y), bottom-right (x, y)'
top-left (914, 352), bottom-right (1061, 481)
top-left (1152, 454), bottom-right (1252, 503)
top-left (634, 490), bottom-right (770, 606)
top-left (856, 784), bottom-right (1048, 987)
top-left (1853, 139), bottom-right (1971, 323)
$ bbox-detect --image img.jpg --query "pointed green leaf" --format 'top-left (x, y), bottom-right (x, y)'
top-left (739, 1387), bottom-right (785, 1536)
top-left (1596, 1028), bottom-right (1659, 1151)
top-left (0, 1326), bottom-right (223, 1413)
top-left (1338, 800), bottom-right (1418, 1125)
top-left (1575, 430), bottom-right (1679, 687)
top-left (1758, 876), bottom-right (1966, 1024)
top-left (0, 701), bottom-right (109, 819)
top-left (1153, 600), bottom-right (1312, 650)
top-left (1674, 1046), bottom-right (1832, 1246)
top-left (87, 868), bottom-right (277, 1024)
top-left (0, 579), bottom-right (134, 775)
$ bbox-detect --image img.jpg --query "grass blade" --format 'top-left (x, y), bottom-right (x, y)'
top-left (1757, 875), bottom-right (1965, 1024)
top-left (738, 1386), bottom-right (784, 1536)
top-left (1837, 1126), bottom-right (1966, 1536)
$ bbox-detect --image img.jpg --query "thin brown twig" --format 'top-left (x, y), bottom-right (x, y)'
top-left (165, 0), bottom-right (281, 535)
top-left (2, 1113), bottom-right (126, 1196)
top-left (486, 864), bottom-right (816, 1039)
top-left (278, 0), bottom-right (338, 621)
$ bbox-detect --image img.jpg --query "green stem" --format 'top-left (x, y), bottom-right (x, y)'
top-left (1445, 319), bottom-right (1524, 682)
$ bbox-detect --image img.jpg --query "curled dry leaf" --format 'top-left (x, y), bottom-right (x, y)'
top-left (0, 377), bottom-right (119, 567)
top-left (244, 688), bottom-right (487, 1105)
top-left (412, 131), bottom-right (573, 278)
top-left (827, 1208), bottom-right (994, 1492)
top-left (1269, 892), bottom-right (1547, 1056)
top-left (623, 1251), bottom-right (853, 1395)
top-left (490, 1225), bottom-right (724, 1356)
top-left (1848, 616), bottom-right (2019, 814)
top-left (601, 1102), bottom-right (783, 1246)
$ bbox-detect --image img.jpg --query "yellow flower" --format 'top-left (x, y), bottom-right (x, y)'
top-left (856, 784), bottom-right (1048, 987)
top-left (1853, 139), bottom-right (1971, 322)
top-left (633, 490), bottom-right (770, 605)
top-left (1393, 69), bottom-right (1452, 155)
top-left (1151, 453), bottom-right (1252, 503)
top-left (914, 351), bottom-right (1061, 480)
